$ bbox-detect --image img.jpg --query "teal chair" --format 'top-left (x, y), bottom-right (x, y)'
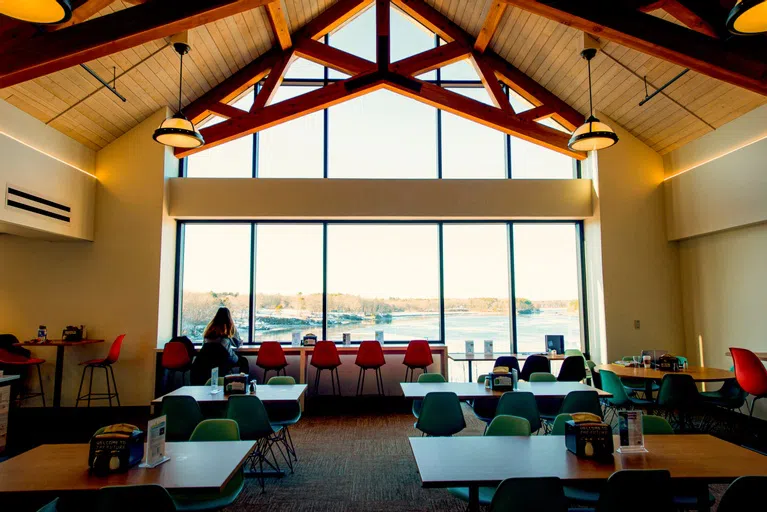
top-left (550, 413), bottom-right (573, 435)
top-left (621, 356), bottom-right (659, 398)
top-left (529, 372), bottom-right (557, 382)
top-left (718, 476), bottom-right (767, 512)
top-left (643, 414), bottom-right (674, 434)
top-left (204, 377), bottom-right (225, 385)
top-left (599, 369), bottom-right (653, 425)
top-left (599, 470), bottom-right (674, 512)
top-left (227, 395), bottom-right (291, 487)
top-left (656, 374), bottom-right (701, 431)
top-left (97, 485), bottom-right (176, 512)
top-left (449, 415), bottom-right (532, 507)
top-left (496, 391), bottom-right (542, 433)
top-left (172, 419), bottom-right (245, 510)
top-left (472, 374), bottom-right (499, 427)
top-left (161, 395), bottom-right (204, 442)
top-left (412, 372), bottom-right (446, 419)
top-left (266, 375), bottom-right (302, 463)
top-left (415, 392), bottom-right (465, 436)
top-left (490, 477), bottom-right (568, 512)
top-left (559, 390), bottom-right (603, 418)
top-left (700, 366), bottom-right (747, 412)
top-left (36, 498), bottom-right (59, 512)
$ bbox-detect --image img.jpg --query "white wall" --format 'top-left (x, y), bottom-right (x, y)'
top-left (0, 109), bottom-right (177, 406)
top-left (586, 115), bottom-right (685, 362)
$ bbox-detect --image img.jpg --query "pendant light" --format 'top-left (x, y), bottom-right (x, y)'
top-left (568, 48), bottom-right (618, 152)
top-left (0, 0), bottom-right (72, 24)
top-left (153, 39), bottom-right (204, 149)
top-left (727, 0), bottom-right (767, 35)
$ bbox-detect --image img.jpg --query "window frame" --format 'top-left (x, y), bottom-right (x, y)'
top-left (173, 219), bottom-right (589, 356)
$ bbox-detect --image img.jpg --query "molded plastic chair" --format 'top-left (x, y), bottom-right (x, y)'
top-left (310, 341), bottom-right (342, 396)
top-left (496, 391), bottom-right (542, 433)
top-left (471, 374), bottom-right (498, 425)
top-left (529, 372), bottom-right (557, 382)
top-left (161, 395), bottom-right (205, 442)
top-left (36, 498), bottom-right (59, 512)
top-left (448, 415), bottom-right (532, 507)
top-left (227, 395), bottom-right (291, 482)
top-left (415, 392), bottom-right (465, 436)
top-left (550, 413), bottom-right (573, 435)
top-left (700, 372), bottom-right (747, 412)
top-left (717, 476), bottom-right (767, 512)
top-left (355, 340), bottom-right (386, 396)
top-left (519, 354), bottom-right (551, 381)
top-left (491, 477), bottom-right (568, 512)
top-left (173, 419), bottom-right (245, 510)
top-left (560, 390), bottom-right (603, 418)
top-left (642, 414), bottom-right (674, 434)
top-left (730, 347), bottom-right (767, 417)
top-left (493, 355), bottom-right (520, 374)
top-left (256, 342), bottom-right (288, 383)
top-left (161, 340), bottom-right (193, 391)
top-left (76, 334), bottom-right (125, 407)
top-left (266, 375), bottom-right (301, 463)
top-left (97, 485), bottom-right (176, 512)
top-left (413, 372), bottom-right (446, 419)
top-left (620, 355), bottom-right (659, 398)
top-left (0, 347), bottom-right (46, 406)
top-left (598, 470), bottom-right (673, 512)
top-left (656, 373), bottom-right (701, 431)
top-left (558, 356), bottom-right (587, 382)
top-left (587, 360), bottom-right (601, 389)
top-left (599, 369), bottom-right (653, 424)
top-left (403, 340), bottom-right (433, 381)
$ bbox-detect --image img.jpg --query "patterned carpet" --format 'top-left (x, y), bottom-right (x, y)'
top-left (224, 403), bottom-right (727, 511)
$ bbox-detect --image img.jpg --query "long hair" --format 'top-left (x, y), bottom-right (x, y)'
top-left (203, 307), bottom-right (238, 339)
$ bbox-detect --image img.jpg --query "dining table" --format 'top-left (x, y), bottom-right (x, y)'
top-left (447, 352), bottom-right (566, 382)
top-left (400, 381), bottom-right (611, 400)
top-left (594, 363), bottom-right (734, 397)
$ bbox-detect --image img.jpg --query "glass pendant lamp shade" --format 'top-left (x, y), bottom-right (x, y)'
top-left (568, 115), bottom-right (619, 151)
top-left (0, 0), bottom-right (72, 24)
top-left (568, 47), bottom-right (618, 152)
top-left (153, 41), bottom-right (205, 149)
top-left (153, 112), bottom-right (204, 149)
top-left (727, 0), bottom-right (767, 34)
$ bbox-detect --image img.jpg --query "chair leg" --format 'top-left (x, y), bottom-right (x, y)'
top-left (376, 367), bottom-right (384, 396)
top-left (330, 369), bottom-right (336, 395)
top-left (285, 426), bottom-right (297, 461)
top-left (108, 365), bottom-right (120, 406)
top-left (336, 368), bottom-right (342, 396)
top-left (36, 364), bottom-right (46, 407)
top-left (314, 368), bottom-right (321, 395)
top-left (356, 367), bottom-right (363, 396)
top-left (104, 366), bottom-right (113, 407)
top-left (87, 366), bottom-right (95, 407)
top-left (76, 365), bottom-right (88, 407)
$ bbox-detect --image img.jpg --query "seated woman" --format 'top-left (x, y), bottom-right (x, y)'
top-left (202, 307), bottom-right (249, 376)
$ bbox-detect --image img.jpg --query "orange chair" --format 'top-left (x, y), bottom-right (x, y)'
top-left (0, 348), bottom-right (46, 406)
top-left (76, 334), bottom-right (125, 407)
top-left (355, 341), bottom-right (386, 396)
top-left (403, 340), bottom-right (433, 382)
top-left (256, 341), bottom-right (288, 383)
top-left (730, 347), bottom-right (767, 417)
top-left (310, 341), bottom-right (342, 396)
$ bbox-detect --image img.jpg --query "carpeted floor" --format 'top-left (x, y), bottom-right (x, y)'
top-left (224, 403), bottom-right (727, 511)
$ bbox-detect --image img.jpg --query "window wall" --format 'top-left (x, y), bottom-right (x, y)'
top-left (176, 221), bottom-right (586, 358)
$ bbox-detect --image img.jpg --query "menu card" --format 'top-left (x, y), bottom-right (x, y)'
top-left (617, 410), bottom-right (647, 453)
top-left (141, 415), bottom-right (170, 468)
top-left (465, 340), bottom-right (474, 355)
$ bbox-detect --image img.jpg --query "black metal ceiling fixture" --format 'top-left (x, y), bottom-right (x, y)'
top-left (568, 48), bottom-right (619, 152)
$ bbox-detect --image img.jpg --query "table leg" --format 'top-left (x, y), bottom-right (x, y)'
top-left (53, 345), bottom-right (65, 408)
top-left (298, 350), bottom-right (306, 409)
top-left (468, 486), bottom-right (479, 512)
top-left (645, 379), bottom-right (654, 400)
top-left (468, 361), bottom-right (473, 383)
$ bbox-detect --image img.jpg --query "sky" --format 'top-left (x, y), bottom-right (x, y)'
top-left (180, 5), bottom-right (581, 302)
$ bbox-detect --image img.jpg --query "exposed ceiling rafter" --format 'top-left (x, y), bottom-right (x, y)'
top-left (176, 0), bottom-right (586, 160)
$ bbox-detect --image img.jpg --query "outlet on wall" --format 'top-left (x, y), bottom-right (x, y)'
top-left (634, 320), bottom-right (640, 330)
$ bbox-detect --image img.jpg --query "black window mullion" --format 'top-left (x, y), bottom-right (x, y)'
top-left (576, 221), bottom-right (590, 357)
top-left (322, 222), bottom-right (328, 340)
top-left (172, 221), bottom-right (185, 338)
top-left (438, 222), bottom-right (446, 344)
top-left (249, 223), bottom-right (257, 344)
top-left (507, 222), bottom-right (518, 354)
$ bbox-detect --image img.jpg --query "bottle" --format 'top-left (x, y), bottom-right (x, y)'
top-left (484, 375), bottom-right (490, 389)
top-left (512, 368), bottom-right (519, 390)
top-left (37, 325), bottom-right (47, 343)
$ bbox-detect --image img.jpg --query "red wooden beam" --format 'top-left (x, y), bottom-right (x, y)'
top-left (0, 0), bottom-right (275, 89)
top-left (470, 52), bottom-right (513, 112)
top-left (391, 41), bottom-right (470, 76)
top-left (251, 50), bottom-right (294, 112)
top-left (294, 37), bottom-right (376, 75)
top-left (376, 0), bottom-right (390, 69)
top-left (294, 0), bottom-right (375, 40)
top-left (208, 102), bottom-right (249, 119)
top-left (265, 0), bottom-right (292, 49)
top-left (505, 0), bottom-right (767, 96)
top-left (390, 0), bottom-right (470, 44)
top-left (475, 1), bottom-right (507, 52)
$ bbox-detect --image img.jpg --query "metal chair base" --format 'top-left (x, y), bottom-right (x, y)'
top-left (261, 366), bottom-right (287, 385)
top-left (76, 363), bottom-right (120, 407)
top-left (404, 366), bottom-right (428, 382)
top-left (15, 363), bottom-right (46, 407)
top-left (356, 366), bottom-right (385, 396)
top-left (313, 367), bottom-right (342, 396)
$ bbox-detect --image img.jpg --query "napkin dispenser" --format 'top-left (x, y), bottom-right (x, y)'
top-left (224, 373), bottom-right (249, 395)
top-left (487, 367), bottom-right (516, 392)
top-left (656, 354), bottom-right (681, 372)
top-left (303, 333), bottom-right (317, 346)
top-left (565, 413), bottom-right (614, 459)
top-left (89, 424), bottom-right (144, 475)
top-left (62, 325), bottom-right (85, 342)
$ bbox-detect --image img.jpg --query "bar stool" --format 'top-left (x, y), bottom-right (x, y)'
top-left (355, 341), bottom-right (386, 396)
top-left (403, 340), bottom-right (433, 382)
top-left (76, 334), bottom-right (124, 407)
top-left (256, 341), bottom-right (288, 383)
top-left (0, 348), bottom-right (46, 406)
top-left (161, 341), bottom-right (192, 392)
top-left (310, 341), bottom-right (342, 396)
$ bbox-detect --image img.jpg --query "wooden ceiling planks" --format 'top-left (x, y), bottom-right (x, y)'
top-left (0, 0), bottom-right (764, 154)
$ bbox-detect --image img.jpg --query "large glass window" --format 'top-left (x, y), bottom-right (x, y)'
top-left (513, 224), bottom-right (582, 353)
top-left (180, 224), bottom-right (252, 342)
top-left (328, 90), bottom-right (437, 178)
top-left (326, 224), bottom-right (440, 341)
top-left (254, 224), bottom-right (323, 342)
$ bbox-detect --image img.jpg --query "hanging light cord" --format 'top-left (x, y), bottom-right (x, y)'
top-left (177, 50), bottom-right (184, 114)
top-left (587, 55), bottom-right (593, 117)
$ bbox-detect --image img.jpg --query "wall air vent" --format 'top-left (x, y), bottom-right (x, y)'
top-left (5, 186), bottom-right (71, 223)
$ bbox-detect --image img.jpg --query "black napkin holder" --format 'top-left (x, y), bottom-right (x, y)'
top-left (89, 425), bottom-right (144, 475)
top-left (224, 373), bottom-right (249, 395)
top-left (565, 420), bottom-right (614, 459)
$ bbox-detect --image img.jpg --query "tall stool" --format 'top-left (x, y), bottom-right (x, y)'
top-left (161, 341), bottom-right (192, 392)
top-left (355, 341), bottom-right (386, 396)
top-left (403, 340), bottom-right (433, 382)
top-left (310, 341), bottom-right (342, 396)
top-left (0, 348), bottom-right (46, 406)
top-left (76, 334), bottom-right (124, 407)
top-left (256, 341), bottom-right (288, 383)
